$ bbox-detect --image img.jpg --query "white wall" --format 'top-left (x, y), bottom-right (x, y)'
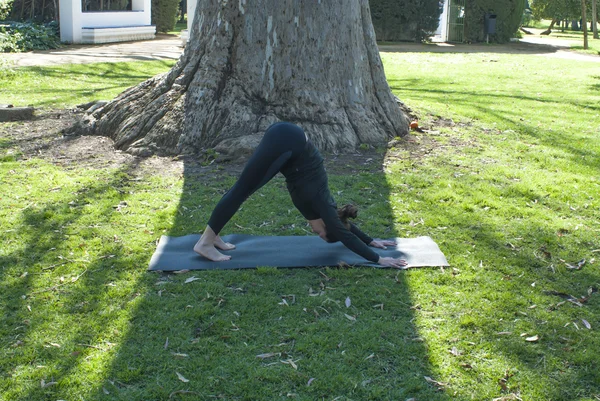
top-left (59, 0), bottom-right (152, 43)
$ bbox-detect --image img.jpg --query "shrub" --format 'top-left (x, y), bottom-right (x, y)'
top-left (370, 0), bottom-right (443, 42)
top-left (0, 21), bottom-right (60, 53)
top-left (152, 0), bottom-right (180, 33)
top-left (0, 57), bottom-right (16, 78)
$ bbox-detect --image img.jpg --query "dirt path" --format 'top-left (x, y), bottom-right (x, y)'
top-left (3, 34), bottom-right (184, 67)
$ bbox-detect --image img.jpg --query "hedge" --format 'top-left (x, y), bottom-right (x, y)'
top-left (152, 0), bottom-right (180, 33)
top-left (369, 0), bottom-right (443, 42)
top-left (465, 0), bottom-right (526, 42)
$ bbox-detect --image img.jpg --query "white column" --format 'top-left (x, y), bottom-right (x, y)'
top-left (59, 0), bottom-right (83, 43)
top-left (187, 0), bottom-right (197, 32)
top-left (441, 0), bottom-right (450, 42)
top-left (132, 0), bottom-right (152, 26)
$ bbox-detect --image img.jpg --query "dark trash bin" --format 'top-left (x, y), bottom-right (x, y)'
top-left (484, 13), bottom-right (497, 34)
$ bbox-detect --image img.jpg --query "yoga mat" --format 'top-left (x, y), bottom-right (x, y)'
top-left (148, 234), bottom-right (449, 271)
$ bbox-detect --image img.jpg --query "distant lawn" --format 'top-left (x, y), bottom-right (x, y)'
top-left (0, 60), bottom-right (177, 108)
top-left (1, 48), bottom-right (599, 400)
top-left (523, 20), bottom-right (600, 55)
top-left (166, 21), bottom-right (188, 36)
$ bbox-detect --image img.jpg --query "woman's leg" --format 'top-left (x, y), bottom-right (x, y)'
top-left (195, 123), bottom-right (306, 261)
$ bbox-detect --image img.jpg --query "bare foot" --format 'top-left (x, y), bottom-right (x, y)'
top-left (214, 235), bottom-right (236, 251)
top-left (194, 240), bottom-right (231, 261)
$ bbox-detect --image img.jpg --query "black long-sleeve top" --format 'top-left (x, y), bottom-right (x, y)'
top-left (280, 140), bottom-right (380, 263)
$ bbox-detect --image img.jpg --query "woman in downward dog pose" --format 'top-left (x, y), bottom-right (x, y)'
top-left (194, 122), bottom-right (407, 268)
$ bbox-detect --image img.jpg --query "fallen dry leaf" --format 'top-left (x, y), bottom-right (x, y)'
top-left (256, 352), bottom-right (280, 359)
top-left (492, 394), bottom-right (522, 401)
top-left (176, 371), bottom-right (189, 383)
top-left (345, 297), bottom-right (351, 308)
top-left (525, 335), bottom-right (539, 342)
top-left (184, 276), bottom-right (200, 284)
top-left (280, 359), bottom-right (298, 370)
top-left (307, 378), bottom-right (315, 387)
top-left (172, 353), bottom-right (189, 358)
top-left (449, 347), bottom-right (462, 356)
top-left (582, 319), bottom-right (592, 329)
top-left (344, 313), bottom-right (356, 322)
top-left (424, 376), bottom-right (447, 388)
top-left (41, 379), bottom-right (58, 388)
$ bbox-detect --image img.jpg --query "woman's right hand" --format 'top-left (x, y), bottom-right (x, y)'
top-left (378, 257), bottom-right (408, 269)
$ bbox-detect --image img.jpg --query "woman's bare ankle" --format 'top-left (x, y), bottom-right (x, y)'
top-left (193, 241), bottom-right (231, 261)
top-left (194, 226), bottom-right (232, 261)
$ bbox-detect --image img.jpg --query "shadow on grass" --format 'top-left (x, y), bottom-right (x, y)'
top-left (403, 177), bottom-right (600, 399)
top-left (388, 79), bottom-right (600, 171)
top-left (591, 75), bottom-right (600, 91)
top-left (378, 40), bottom-right (570, 55)
top-left (0, 158), bottom-right (161, 399)
top-left (80, 151), bottom-right (457, 399)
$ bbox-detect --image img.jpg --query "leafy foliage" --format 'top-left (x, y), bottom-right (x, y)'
top-left (0, 57), bottom-right (16, 79)
top-left (465, 0), bottom-right (526, 42)
top-left (530, 0), bottom-right (600, 21)
top-left (151, 0), bottom-right (180, 33)
top-left (0, 21), bottom-right (60, 52)
top-left (0, 0), bottom-right (12, 20)
top-left (370, 0), bottom-right (443, 42)
top-left (7, 0), bottom-right (56, 22)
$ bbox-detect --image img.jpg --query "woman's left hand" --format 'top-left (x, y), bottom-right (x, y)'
top-left (369, 240), bottom-right (397, 249)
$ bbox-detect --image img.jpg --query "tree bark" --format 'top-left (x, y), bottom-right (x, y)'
top-left (76, 0), bottom-right (408, 157)
top-left (592, 0), bottom-right (598, 39)
top-left (540, 18), bottom-right (557, 35)
top-left (582, 0), bottom-right (588, 49)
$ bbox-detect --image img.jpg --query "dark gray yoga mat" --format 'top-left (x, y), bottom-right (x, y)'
top-left (148, 234), bottom-right (449, 271)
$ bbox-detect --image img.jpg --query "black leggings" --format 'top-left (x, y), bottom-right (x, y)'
top-left (207, 122), bottom-right (307, 234)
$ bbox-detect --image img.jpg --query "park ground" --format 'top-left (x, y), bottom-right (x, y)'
top-left (1, 28), bottom-right (600, 400)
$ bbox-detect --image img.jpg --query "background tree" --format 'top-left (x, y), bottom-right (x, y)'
top-left (77, 0), bottom-right (409, 157)
top-left (582, 0), bottom-right (588, 48)
top-left (592, 0), bottom-right (598, 39)
top-left (530, 0), bottom-right (596, 34)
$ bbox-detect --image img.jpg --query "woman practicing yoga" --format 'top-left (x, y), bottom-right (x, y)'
top-left (194, 122), bottom-right (407, 268)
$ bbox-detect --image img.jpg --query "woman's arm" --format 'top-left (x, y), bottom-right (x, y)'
top-left (316, 202), bottom-right (380, 263)
top-left (349, 223), bottom-right (397, 249)
top-left (349, 222), bottom-right (373, 245)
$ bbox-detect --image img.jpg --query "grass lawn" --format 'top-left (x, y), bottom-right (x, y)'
top-left (0, 61), bottom-right (177, 108)
top-left (1, 47), bottom-right (600, 400)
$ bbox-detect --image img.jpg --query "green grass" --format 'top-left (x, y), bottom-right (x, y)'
top-left (166, 21), bottom-right (188, 36)
top-left (1, 48), bottom-right (600, 400)
top-left (0, 60), bottom-right (177, 108)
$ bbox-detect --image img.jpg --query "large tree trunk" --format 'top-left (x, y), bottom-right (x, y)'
top-left (76, 0), bottom-right (409, 157)
top-left (582, 0), bottom-right (589, 49)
